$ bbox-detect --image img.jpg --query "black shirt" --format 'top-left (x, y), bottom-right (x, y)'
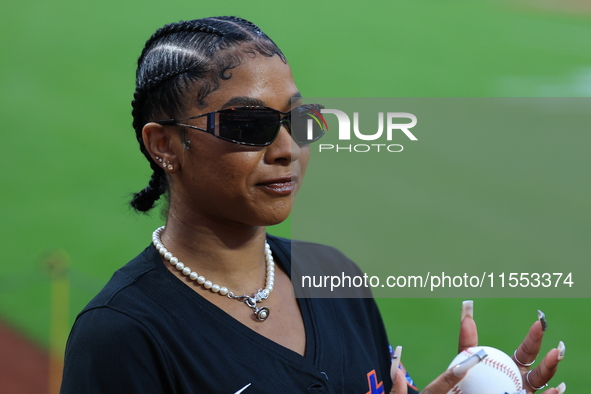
top-left (61, 235), bottom-right (417, 393)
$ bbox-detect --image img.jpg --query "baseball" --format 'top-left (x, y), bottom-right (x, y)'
top-left (447, 346), bottom-right (525, 394)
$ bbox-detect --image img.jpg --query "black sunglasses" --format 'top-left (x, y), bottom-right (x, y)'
top-left (154, 104), bottom-right (328, 146)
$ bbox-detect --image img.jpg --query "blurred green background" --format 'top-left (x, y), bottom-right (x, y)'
top-left (1, 0), bottom-right (589, 390)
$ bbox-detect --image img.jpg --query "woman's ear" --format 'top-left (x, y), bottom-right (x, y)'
top-left (142, 122), bottom-right (180, 173)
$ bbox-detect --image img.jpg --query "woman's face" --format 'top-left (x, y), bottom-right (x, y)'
top-left (169, 51), bottom-right (309, 228)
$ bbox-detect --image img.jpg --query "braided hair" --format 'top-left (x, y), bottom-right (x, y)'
top-left (130, 16), bottom-right (286, 212)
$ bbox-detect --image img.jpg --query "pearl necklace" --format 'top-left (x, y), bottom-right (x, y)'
top-left (152, 226), bottom-right (275, 322)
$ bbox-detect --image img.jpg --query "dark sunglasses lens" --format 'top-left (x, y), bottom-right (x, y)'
top-left (218, 109), bottom-right (280, 145)
top-left (290, 105), bottom-right (327, 145)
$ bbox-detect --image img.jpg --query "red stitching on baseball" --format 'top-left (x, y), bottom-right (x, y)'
top-left (457, 348), bottom-right (523, 391)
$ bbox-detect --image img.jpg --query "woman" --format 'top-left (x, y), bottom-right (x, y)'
top-left (60, 17), bottom-right (564, 393)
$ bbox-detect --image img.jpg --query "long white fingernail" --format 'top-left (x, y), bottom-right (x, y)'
top-left (452, 349), bottom-right (487, 377)
top-left (538, 310), bottom-right (547, 331)
top-left (557, 341), bottom-right (566, 360)
top-left (390, 346), bottom-right (402, 382)
top-left (461, 300), bottom-right (473, 321)
top-left (556, 382), bottom-right (566, 394)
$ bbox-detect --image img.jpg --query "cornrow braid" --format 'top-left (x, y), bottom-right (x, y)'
top-left (130, 22), bottom-right (224, 212)
top-left (143, 65), bottom-right (198, 92)
top-left (224, 16), bottom-right (263, 34)
top-left (130, 170), bottom-right (168, 212)
top-left (137, 21), bottom-right (224, 66)
top-left (130, 16), bottom-right (286, 213)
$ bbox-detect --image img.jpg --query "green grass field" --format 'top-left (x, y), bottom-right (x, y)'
top-left (1, 0), bottom-right (590, 390)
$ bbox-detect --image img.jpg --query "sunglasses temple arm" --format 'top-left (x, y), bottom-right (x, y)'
top-left (173, 123), bottom-right (209, 133)
top-left (308, 108), bottom-right (329, 130)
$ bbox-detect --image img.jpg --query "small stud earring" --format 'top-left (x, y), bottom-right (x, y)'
top-left (156, 156), bottom-right (163, 163)
top-left (167, 163), bottom-right (173, 170)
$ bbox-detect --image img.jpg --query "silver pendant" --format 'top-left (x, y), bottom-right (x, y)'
top-left (232, 289), bottom-right (271, 322)
top-left (254, 306), bottom-right (270, 321)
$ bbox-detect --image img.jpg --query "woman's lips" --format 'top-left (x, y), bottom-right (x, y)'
top-left (256, 177), bottom-right (296, 195)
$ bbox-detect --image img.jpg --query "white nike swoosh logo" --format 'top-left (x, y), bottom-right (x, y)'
top-left (234, 383), bottom-right (252, 393)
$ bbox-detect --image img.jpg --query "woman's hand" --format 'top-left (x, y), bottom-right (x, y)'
top-left (389, 301), bottom-right (566, 394)
top-left (388, 343), bottom-right (486, 394)
top-left (511, 311), bottom-right (566, 394)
